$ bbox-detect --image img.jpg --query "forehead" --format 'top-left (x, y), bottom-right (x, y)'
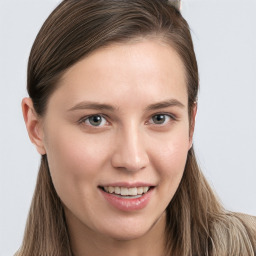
top-left (49, 38), bottom-right (188, 112)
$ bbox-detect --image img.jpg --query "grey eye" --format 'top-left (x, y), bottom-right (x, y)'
top-left (151, 114), bottom-right (170, 125)
top-left (85, 115), bottom-right (107, 126)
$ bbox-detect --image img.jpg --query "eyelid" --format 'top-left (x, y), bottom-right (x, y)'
top-left (146, 112), bottom-right (177, 125)
top-left (78, 114), bottom-right (110, 127)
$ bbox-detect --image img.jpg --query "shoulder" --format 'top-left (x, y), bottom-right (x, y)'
top-left (234, 212), bottom-right (256, 237)
top-left (231, 212), bottom-right (256, 253)
top-left (235, 212), bottom-right (256, 225)
top-left (209, 211), bottom-right (256, 255)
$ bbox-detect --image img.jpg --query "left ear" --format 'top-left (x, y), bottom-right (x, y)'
top-left (189, 102), bottom-right (197, 149)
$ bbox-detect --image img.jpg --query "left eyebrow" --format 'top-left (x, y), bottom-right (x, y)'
top-left (145, 99), bottom-right (185, 111)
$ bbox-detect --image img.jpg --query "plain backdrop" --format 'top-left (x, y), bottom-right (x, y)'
top-left (0, 0), bottom-right (255, 255)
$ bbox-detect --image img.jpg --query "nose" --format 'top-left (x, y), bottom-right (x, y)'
top-left (111, 126), bottom-right (149, 172)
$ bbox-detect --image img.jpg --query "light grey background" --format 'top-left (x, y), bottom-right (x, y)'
top-left (0, 0), bottom-right (255, 255)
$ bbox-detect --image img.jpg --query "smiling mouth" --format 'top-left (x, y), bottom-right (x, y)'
top-left (99, 186), bottom-right (154, 199)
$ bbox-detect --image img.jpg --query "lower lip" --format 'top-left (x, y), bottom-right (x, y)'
top-left (100, 188), bottom-right (154, 212)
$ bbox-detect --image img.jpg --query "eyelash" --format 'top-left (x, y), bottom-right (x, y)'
top-left (146, 113), bottom-right (176, 126)
top-left (78, 114), bottom-right (110, 128)
top-left (78, 113), bottom-right (177, 128)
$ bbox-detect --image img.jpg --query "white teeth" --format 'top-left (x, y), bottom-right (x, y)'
top-left (103, 186), bottom-right (150, 196)
top-left (114, 186), bottom-right (121, 194)
top-left (128, 187), bottom-right (137, 196)
top-left (143, 187), bottom-right (149, 193)
top-left (121, 187), bottom-right (128, 196)
top-left (108, 186), bottom-right (115, 193)
top-left (137, 187), bottom-right (143, 195)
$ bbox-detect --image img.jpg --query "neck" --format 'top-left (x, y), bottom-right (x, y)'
top-left (65, 208), bottom-right (167, 256)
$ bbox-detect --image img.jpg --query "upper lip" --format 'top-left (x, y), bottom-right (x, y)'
top-left (98, 182), bottom-right (155, 188)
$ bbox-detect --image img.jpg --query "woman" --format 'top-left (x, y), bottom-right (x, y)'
top-left (17, 0), bottom-right (256, 255)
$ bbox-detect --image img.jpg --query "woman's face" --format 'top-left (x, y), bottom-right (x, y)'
top-left (40, 39), bottom-right (195, 240)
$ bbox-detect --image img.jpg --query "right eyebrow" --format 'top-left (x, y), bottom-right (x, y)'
top-left (67, 101), bottom-right (117, 112)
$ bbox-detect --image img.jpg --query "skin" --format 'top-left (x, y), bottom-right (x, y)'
top-left (22, 39), bottom-right (197, 256)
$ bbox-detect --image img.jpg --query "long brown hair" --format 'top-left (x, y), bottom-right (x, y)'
top-left (17, 0), bottom-right (256, 255)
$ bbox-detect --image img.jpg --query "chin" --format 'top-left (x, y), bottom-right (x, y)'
top-left (99, 215), bottom-right (163, 242)
top-left (106, 228), bottom-right (149, 241)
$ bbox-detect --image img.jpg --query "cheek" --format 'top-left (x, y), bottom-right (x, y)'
top-left (43, 128), bottom-right (108, 204)
top-left (149, 128), bottom-right (189, 195)
top-left (151, 124), bottom-right (189, 167)
top-left (155, 141), bottom-right (188, 178)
